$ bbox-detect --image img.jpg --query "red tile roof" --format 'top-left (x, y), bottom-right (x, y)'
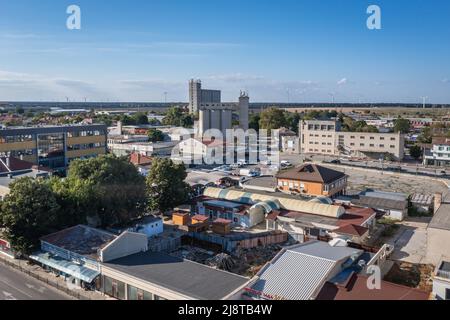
top-left (0, 157), bottom-right (51, 173)
top-left (191, 215), bottom-right (209, 222)
top-left (317, 274), bottom-right (430, 300)
top-left (129, 153), bottom-right (152, 166)
top-left (334, 224), bottom-right (369, 237)
top-left (213, 218), bottom-right (232, 225)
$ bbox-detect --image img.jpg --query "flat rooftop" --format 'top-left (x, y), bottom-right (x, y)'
top-left (40, 225), bottom-right (117, 259)
top-left (102, 250), bottom-right (249, 300)
top-left (429, 193), bottom-right (450, 231)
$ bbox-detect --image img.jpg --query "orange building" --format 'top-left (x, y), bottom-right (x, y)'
top-left (276, 164), bottom-right (347, 198)
top-left (172, 212), bottom-right (191, 226)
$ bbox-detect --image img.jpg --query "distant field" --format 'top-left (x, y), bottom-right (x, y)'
top-left (283, 107), bottom-right (450, 119)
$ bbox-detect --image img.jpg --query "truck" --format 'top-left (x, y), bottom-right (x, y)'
top-left (239, 168), bottom-right (261, 177)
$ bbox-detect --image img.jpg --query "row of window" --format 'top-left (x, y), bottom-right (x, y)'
top-left (309, 141), bottom-right (333, 146)
top-left (279, 181), bottom-right (306, 189)
top-left (349, 143), bottom-right (396, 149)
top-left (0, 135), bottom-right (34, 143)
top-left (308, 149), bottom-right (333, 153)
top-left (67, 142), bottom-right (105, 151)
top-left (102, 276), bottom-right (167, 300)
top-left (307, 125), bottom-right (335, 131)
top-left (309, 134), bottom-right (333, 138)
top-left (67, 130), bottom-right (105, 138)
top-left (346, 135), bottom-right (396, 141)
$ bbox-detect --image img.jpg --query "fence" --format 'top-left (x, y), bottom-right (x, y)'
top-left (0, 254), bottom-right (93, 300)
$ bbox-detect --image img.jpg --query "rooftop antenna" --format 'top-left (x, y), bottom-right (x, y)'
top-left (65, 97), bottom-right (69, 103)
top-left (164, 92), bottom-right (168, 104)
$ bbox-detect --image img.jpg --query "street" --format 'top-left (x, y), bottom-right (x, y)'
top-left (0, 262), bottom-right (71, 300)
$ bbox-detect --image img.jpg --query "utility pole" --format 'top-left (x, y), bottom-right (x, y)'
top-left (421, 96), bottom-right (428, 109)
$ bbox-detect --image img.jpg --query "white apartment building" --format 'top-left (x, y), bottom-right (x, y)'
top-left (424, 137), bottom-right (450, 167)
top-left (299, 120), bottom-right (405, 160)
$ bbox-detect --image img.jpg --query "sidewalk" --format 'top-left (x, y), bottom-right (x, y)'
top-left (0, 253), bottom-right (109, 300)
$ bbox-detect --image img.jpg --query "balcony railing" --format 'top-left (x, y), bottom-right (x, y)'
top-left (436, 269), bottom-right (450, 280)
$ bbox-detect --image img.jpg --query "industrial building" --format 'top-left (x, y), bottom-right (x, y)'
top-left (299, 120), bottom-right (405, 160)
top-left (197, 187), bottom-right (376, 243)
top-left (0, 124), bottom-right (107, 171)
top-left (189, 80), bottom-right (249, 137)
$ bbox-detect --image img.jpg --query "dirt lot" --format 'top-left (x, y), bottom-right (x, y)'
top-left (384, 262), bottom-right (434, 292)
top-left (340, 167), bottom-right (449, 194)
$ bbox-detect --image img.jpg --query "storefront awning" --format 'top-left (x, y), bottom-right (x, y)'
top-left (30, 251), bottom-right (100, 283)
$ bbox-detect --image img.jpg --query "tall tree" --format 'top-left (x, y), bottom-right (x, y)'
top-left (249, 114), bottom-right (260, 131)
top-left (0, 178), bottom-right (61, 254)
top-left (146, 158), bottom-right (191, 213)
top-left (393, 118), bottom-right (411, 134)
top-left (148, 129), bottom-right (165, 142)
top-left (67, 155), bottom-right (147, 227)
top-left (259, 108), bottom-right (288, 132)
top-left (409, 145), bottom-right (423, 160)
top-left (162, 107), bottom-right (192, 128)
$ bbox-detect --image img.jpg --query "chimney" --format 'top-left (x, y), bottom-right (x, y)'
top-left (5, 157), bottom-right (10, 169)
top-left (434, 193), bottom-right (442, 214)
top-left (117, 121), bottom-right (123, 135)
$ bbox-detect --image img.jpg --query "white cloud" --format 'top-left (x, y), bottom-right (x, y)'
top-left (442, 78), bottom-right (449, 84)
top-left (337, 78), bottom-right (348, 85)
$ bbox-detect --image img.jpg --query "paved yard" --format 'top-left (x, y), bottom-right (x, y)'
top-left (388, 218), bottom-right (431, 264)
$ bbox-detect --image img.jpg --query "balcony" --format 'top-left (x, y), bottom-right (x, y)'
top-left (436, 261), bottom-right (450, 280)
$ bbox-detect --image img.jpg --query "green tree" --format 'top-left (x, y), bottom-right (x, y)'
top-left (418, 127), bottom-right (433, 143)
top-left (259, 108), bottom-right (288, 131)
top-left (285, 112), bottom-right (301, 133)
top-left (162, 107), bottom-right (193, 128)
top-left (0, 178), bottom-right (61, 254)
top-left (67, 155), bottom-right (147, 227)
top-left (146, 158), bottom-right (191, 213)
top-left (249, 114), bottom-right (260, 131)
top-left (409, 145), bottom-right (422, 160)
top-left (393, 118), bottom-right (411, 134)
top-left (148, 129), bottom-right (165, 142)
top-left (132, 112), bottom-right (149, 125)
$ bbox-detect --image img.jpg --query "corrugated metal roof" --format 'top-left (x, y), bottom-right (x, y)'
top-left (203, 187), bottom-right (345, 218)
top-left (249, 241), bottom-right (362, 300)
top-left (252, 250), bottom-right (335, 300)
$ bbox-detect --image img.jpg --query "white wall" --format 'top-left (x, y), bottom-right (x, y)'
top-left (433, 278), bottom-right (450, 300)
top-left (100, 231), bottom-right (148, 262)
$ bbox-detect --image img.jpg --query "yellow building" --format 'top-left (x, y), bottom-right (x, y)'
top-left (276, 164), bottom-right (348, 198)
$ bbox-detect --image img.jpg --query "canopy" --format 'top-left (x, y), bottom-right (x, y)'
top-left (30, 251), bottom-right (100, 283)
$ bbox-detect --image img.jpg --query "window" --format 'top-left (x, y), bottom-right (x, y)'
top-left (370, 137), bottom-right (375, 140)
top-left (445, 288), bottom-right (450, 300)
top-left (380, 137), bottom-right (385, 140)
top-left (390, 145), bottom-right (395, 148)
top-left (360, 143), bottom-right (365, 147)
top-left (370, 144), bottom-right (375, 147)
top-left (103, 276), bottom-right (125, 300)
top-left (391, 137), bottom-right (396, 141)
top-left (360, 136), bottom-right (365, 139)
top-left (127, 285), bottom-right (153, 300)
top-left (350, 143), bottom-right (355, 146)
top-left (380, 144), bottom-right (385, 148)
top-left (350, 136), bottom-right (355, 139)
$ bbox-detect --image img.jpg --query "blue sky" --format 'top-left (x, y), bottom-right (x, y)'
top-left (1, 0), bottom-right (450, 103)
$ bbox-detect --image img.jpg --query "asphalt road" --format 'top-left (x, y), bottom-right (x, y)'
top-left (0, 262), bottom-right (71, 300)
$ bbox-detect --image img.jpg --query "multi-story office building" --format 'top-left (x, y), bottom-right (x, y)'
top-left (299, 120), bottom-right (405, 160)
top-left (0, 124), bottom-right (107, 171)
